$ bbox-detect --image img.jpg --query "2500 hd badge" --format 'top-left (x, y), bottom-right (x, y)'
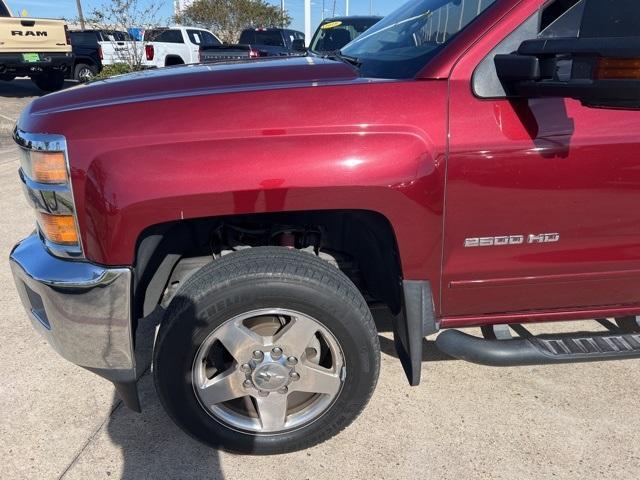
top-left (464, 233), bottom-right (560, 247)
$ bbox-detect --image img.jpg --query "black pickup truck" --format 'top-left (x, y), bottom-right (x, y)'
top-left (68, 30), bottom-right (103, 82)
top-left (200, 27), bottom-right (305, 63)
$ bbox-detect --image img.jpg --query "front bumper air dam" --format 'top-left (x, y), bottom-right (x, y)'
top-left (9, 234), bottom-right (140, 411)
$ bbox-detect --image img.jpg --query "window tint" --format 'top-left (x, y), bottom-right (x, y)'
top-left (101, 31), bottom-right (131, 42)
top-left (581, 0), bottom-right (640, 37)
top-left (310, 18), bottom-right (381, 53)
top-left (342, 0), bottom-right (498, 79)
top-left (70, 31), bottom-right (99, 46)
top-left (253, 31), bottom-right (284, 47)
top-left (187, 29), bottom-right (221, 46)
top-left (239, 31), bottom-right (254, 44)
top-left (539, 0), bottom-right (584, 38)
top-left (0, 2), bottom-right (10, 17)
top-left (144, 29), bottom-right (184, 43)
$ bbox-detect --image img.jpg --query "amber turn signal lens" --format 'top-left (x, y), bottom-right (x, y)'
top-left (595, 58), bottom-right (640, 80)
top-left (37, 213), bottom-right (78, 245)
top-left (30, 151), bottom-right (67, 184)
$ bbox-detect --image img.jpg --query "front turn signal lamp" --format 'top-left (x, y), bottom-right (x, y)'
top-left (28, 151), bottom-right (68, 184)
top-left (595, 58), bottom-right (640, 80)
top-left (37, 213), bottom-right (79, 245)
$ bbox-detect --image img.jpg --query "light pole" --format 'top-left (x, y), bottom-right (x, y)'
top-left (369, 0), bottom-right (372, 15)
top-left (345, 0), bottom-right (349, 16)
top-left (75, 0), bottom-right (85, 30)
top-left (304, 0), bottom-right (311, 46)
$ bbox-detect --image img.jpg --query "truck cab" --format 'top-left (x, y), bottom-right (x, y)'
top-left (143, 26), bottom-right (222, 67)
top-left (9, 0), bottom-right (640, 455)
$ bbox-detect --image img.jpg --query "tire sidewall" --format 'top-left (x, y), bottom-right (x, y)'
top-left (154, 276), bottom-right (379, 454)
top-left (75, 63), bottom-right (97, 82)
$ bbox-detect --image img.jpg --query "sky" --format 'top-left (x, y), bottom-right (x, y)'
top-left (6, 0), bottom-right (399, 33)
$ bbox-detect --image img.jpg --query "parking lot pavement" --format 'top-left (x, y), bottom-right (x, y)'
top-left (1, 90), bottom-right (639, 480)
top-left (0, 79), bottom-right (75, 134)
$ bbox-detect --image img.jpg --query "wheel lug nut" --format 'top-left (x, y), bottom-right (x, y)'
top-left (243, 380), bottom-right (253, 389)
top-left (286, 356), bottom-right (298, 366)
top-left (271, 347), bottom-right (283, 359)
top-left (240, 363), bottom-right (251, 373)
top-left (278, 386), bottom-right (288, 394)
top-left (252, 350), bottom-right (264, 361)
top-left (258, 390), bottom-right (269, 397)
top-left (290, 372), bottom-right (300, 381)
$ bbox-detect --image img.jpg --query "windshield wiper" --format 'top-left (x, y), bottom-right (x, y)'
top-left (323, 51), bottom-right (362, 69)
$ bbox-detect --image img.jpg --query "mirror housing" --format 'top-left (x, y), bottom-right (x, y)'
top-left (292, 39), bottom-right (307, 53)
top-left (496, 36), bottom-right (640, 109)
top-left (494, 37), bottom-right (640, 109)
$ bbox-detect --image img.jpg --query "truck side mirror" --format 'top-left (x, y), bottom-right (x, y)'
top-left (292, 39), bottom-right (306, 53)
top-left (495, 37), bottom-right (640, 110)
top-left (495, 0), bottom-right (640, 110)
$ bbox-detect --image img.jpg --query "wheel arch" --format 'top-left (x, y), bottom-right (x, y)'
top-left (164, 55), bottom-right (185, 66)
top-left (132, 209), bottom-right (404, 320)
top-left (132, 209), bottom-right (436, 386)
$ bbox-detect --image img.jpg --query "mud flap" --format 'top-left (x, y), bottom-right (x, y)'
top-left (393, 280), bottom-right (437, 385)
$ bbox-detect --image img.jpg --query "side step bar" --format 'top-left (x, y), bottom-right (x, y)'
top-left (436, 329), bottom-right (640, 366)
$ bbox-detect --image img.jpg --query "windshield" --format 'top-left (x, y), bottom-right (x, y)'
top-left (0, 1), bottom-right (10, 17)
top-left (341, 0), bottom-right (497, 78)
top-left (310, 17), bottom-right (381, 54)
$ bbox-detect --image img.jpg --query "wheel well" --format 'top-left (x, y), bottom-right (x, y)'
top-left (165, 55), bottom-right (184, 66)
top-left (74, 59), bottom-right (95, 68)
top-left (132, 210), bottom-right (404, 322)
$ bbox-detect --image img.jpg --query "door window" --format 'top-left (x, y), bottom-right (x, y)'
top-left (144, 29), bottom-right (184, 43)
top-left (187, 30), bottom-right (221, 46)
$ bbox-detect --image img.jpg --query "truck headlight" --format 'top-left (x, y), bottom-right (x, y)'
top-left (27, 151), bottom-right (68, 184)
top-left (14, 129), bottom-right (83, 258)
top-left (36, 213), bottom-right (79, 245)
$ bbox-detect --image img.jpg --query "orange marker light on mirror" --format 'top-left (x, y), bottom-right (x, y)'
top-left (595, 58), bottom-right (640, 80)
top-left (37, 213), bottom-right (78, 245)
top-left (30, 151), bottom-right (68, 184)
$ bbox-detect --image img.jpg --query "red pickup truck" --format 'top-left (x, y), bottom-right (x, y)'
top-left (9, 0), bottom-right (640, 454)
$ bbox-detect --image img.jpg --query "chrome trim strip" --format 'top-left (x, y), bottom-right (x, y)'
top-left (13, 127), bottom-right (85, 259)
top-left (13, 128), bottom-right (67, 152)
top-left (9, 234), bottom-right (136, 377)
top-left (20, 170), bottom-right (76, 215)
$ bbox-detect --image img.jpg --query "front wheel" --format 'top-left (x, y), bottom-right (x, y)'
top-left (153, 247), bottom-right (380, 454)
top-left (31, 71), bottom-right (65, 91)
top-left (74, 63), bottom-right (97, 83)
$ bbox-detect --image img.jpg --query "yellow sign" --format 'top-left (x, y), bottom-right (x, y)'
top-left (21, 9), bottom-right (28, 17)
top-left (321, 21), bottom-right (343, 30)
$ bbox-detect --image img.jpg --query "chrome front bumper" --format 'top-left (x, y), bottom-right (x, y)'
top-left (10, 234), bottom-right (140, 409)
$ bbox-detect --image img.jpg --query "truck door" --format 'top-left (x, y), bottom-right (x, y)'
top-left (442, 0), bottom-right (640, 317)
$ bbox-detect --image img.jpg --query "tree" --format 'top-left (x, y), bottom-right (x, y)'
top-left (86, 0), bottom-right (164, 69)
top-left (175, 0), bottom-right (292, 44)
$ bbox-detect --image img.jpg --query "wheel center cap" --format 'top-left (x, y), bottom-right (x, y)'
top-left (252, 363), bottom-right (290, 391)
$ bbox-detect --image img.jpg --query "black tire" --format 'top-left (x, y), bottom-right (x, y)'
top-left (74, 63), bottom-right (97, 83)
top-left (153, 247), bottom-right (380, 454)
top-left (0, 74), bottom-right (15, 82)
top-left (615, 316), bottom-right (640, 333)
top-left (31, 71), bottom-right (65, 91)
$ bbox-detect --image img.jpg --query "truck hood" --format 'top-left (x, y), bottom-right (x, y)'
top-left (27, 57), bottom-right (360, 115)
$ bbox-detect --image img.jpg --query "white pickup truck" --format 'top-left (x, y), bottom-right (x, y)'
top-left (0, 0), bottom-right (73, 90)
top-left (143, 26), bottom-right (221, 67)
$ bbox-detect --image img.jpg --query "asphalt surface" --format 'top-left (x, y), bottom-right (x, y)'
top-left (0, 79), bottom-right (639, 480)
